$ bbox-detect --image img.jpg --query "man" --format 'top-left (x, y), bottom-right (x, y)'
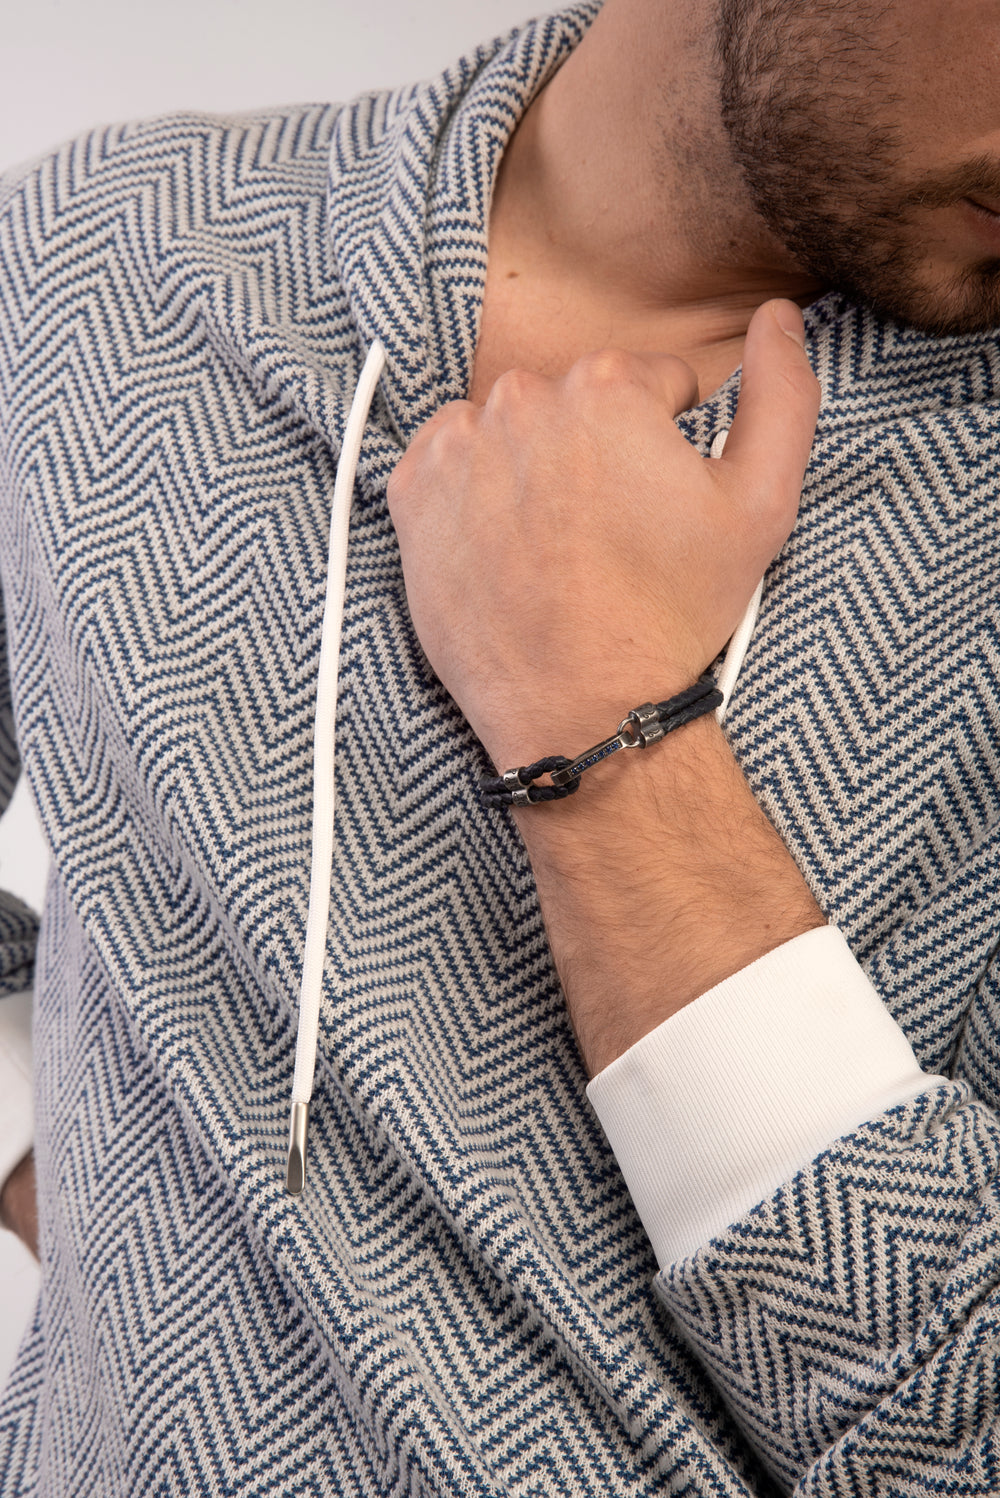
top-left (1, 0), bottom-right (999, 1491)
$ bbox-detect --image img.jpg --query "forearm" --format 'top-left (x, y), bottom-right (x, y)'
top-left (513, 712), bottom-right (825, 1076)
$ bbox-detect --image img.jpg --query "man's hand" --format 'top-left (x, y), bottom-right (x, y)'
top-left (387, 300), bottom-right (826, 1074)
top-left (0, 1149), bottom-right (39, 1260)
top-left (388, 300), bottom-right (819, 773)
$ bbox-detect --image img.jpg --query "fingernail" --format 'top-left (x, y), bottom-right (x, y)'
top-left (772, 300), bottom-right (806, 348)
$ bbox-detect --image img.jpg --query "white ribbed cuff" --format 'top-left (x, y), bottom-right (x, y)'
top-left (586, 928), bottom-right (942, 1268)
top-left (0, 988), bottom-right (34, 1200)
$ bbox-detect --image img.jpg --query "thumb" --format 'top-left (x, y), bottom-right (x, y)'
top-left (719, 300), bottom-right (821, 539)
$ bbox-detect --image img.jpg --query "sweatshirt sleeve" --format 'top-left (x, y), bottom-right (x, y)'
top-left (588, 928), bottom-right (1000, 1493)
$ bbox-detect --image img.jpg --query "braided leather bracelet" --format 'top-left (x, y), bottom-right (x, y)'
top-left (480, 674), bottom-right (723, 808)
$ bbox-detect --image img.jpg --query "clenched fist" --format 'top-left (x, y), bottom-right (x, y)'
top-left (387, 299), bottom-right (819, 774)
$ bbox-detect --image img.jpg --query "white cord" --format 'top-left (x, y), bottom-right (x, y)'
top-left (286, 340), bottom-right (386, 1194)
top-left (709, 426), bottom-right (764, 721)
top-left (715, 576), bottom-right (764, 720)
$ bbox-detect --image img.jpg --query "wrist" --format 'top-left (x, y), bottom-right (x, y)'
top-left (513, 715), bottom-right (825, 1075)
top-left (483, 677), bottom-right (721, 808)
top-left (481, 669), bottom-right (702, 781)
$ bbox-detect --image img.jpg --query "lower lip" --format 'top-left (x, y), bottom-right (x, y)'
top-left (960, 197), bottom-right (1000, 250)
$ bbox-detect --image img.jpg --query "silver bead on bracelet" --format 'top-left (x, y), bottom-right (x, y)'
top-left (479, 674), bottom-right (722, 808)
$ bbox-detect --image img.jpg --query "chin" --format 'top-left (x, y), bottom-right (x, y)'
top-left (820, 259), bottom-right (1000, 337)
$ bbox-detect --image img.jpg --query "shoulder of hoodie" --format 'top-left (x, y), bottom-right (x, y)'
top-left (0, 98), bottom-right (400, 286)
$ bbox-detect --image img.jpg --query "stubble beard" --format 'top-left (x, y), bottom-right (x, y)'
top-left (716, 0), bottom-right (1000, 335)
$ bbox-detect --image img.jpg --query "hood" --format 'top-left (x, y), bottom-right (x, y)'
top-left (325, 3), bottom-right (601, 446)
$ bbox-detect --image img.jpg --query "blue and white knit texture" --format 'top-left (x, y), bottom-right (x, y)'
top-left (1, 5), bottom-right (1000, 1493)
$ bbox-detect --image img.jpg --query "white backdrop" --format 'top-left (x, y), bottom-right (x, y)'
top-left (0, 0), bottom-right (540, 1391)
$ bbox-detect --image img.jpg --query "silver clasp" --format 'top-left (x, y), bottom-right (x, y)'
top-left (548, 703), bottom-right (665, 788)
top-left (624, 702), bottom-right (665, 747)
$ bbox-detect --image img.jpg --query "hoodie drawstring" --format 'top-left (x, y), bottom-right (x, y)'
top-left (286, 340), bottom-right (387, 1195)
top-left (710, 426), bottom-right (764, 716)
top-left (285, 381), bottom-right (762, 1194)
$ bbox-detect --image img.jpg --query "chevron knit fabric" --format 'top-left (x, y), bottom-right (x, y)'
top-left (2, 6), bottom-right (1000, 1495)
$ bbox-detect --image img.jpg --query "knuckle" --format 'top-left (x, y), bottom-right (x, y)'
top-left (431, 403), bottom-right (476, 447)
top-left (569, 347), bottom-right (638, 389)
top-left (487, 367), bottom-right (541, 411)
top-left (657, 352), bottom-right (698, 384)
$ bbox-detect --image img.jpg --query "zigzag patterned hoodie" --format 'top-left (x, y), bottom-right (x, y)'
top-left (2, 5), bottom-right (1000, 1494)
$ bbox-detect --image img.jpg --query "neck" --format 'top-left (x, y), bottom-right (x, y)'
top-left (491, 0), bottom-right (823, 337)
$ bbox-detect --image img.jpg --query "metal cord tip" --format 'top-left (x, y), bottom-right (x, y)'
top-left (285, 1101), bottom-right (309, 1195)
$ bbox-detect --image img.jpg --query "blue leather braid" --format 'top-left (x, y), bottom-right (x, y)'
top-left (481, 675), bottom-right (722, 808)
